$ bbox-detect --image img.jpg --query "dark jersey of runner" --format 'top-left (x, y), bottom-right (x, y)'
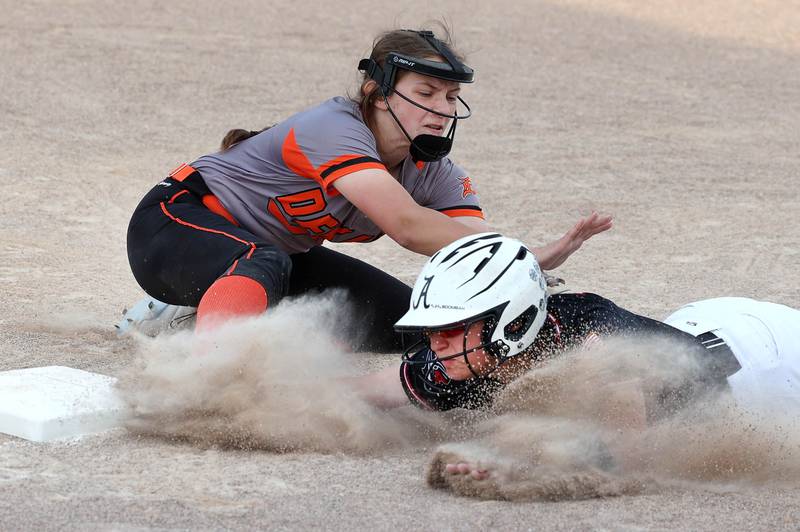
top-left (400, 292), bottom-right (741, 413)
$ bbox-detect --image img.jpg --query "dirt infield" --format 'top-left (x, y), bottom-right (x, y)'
top-left (1, 0), bottom-right (799, 529)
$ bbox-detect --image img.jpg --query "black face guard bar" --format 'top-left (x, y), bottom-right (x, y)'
top-left (379, 87), bottom-right (466, 162)
top-left (400, 315), bottom-right (512, 380)
top-left (357, 55), bottom-right (473, 121)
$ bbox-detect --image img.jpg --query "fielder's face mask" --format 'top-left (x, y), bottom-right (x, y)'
top-left (358, 30), bottom-right (474, 162)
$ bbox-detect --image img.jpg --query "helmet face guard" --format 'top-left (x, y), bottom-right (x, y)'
top-left (358, 30), bottom-right (474, 162)
top-left (399, 307), bottom-right (512, 392)
top-left (395, 233), bottom-right (549, 397)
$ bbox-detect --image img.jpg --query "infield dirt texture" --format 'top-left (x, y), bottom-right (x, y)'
top-left (1, 1), bottom-right (799, 530)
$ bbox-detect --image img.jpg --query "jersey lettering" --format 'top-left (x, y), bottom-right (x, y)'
top-left (276, 188), bottom-right (326, 216)
top-left (268, 187), bottom-right (358, 241)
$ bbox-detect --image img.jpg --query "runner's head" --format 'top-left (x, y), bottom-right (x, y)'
top-left (395, 233), bottom-right (549, 384)
top-left (357, 27), bottom-right (474, 162)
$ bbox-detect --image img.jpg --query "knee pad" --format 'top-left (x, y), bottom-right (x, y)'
top-left (227, 244), bottom-right (293, 304)
top-left (196, 245), bottom-right (292, 331)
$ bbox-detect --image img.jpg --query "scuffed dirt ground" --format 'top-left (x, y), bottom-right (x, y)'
top-left (1, 0), bottom-right (798, 529)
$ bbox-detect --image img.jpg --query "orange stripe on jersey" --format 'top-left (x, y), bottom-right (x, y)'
top-left (282, 129), bottom-right (326, 190)
top-left (440, 208), bottom-right (485, 219)
top-left (169, 163), bottom-right (196, 182)
top-left (318, 153), bottom-right (365, 177)
top-left (322, 160), bottom-right (386, 184)
top-left (281, 128), bottom-right (385, 195)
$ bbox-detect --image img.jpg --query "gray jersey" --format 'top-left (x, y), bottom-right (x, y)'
top-left (191, 97), bottom-right (483, 253)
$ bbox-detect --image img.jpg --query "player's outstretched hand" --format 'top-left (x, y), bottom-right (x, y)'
top-left (533, 212), bottom-right (612, 270)
top-left (445, 461), bottom-right (491, 480)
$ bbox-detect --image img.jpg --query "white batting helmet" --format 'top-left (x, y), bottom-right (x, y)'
top-left (395, 233), bottom-right (548, 363)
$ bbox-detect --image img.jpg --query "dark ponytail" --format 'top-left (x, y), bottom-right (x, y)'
top-left (220, 126), bottom-right (273, 151)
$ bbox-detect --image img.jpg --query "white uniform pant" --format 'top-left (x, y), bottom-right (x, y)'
top-left (665, 297), bottom-right (800, 415)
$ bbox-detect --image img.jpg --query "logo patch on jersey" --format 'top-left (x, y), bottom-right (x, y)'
top-left (458, 176), bottom-right (476, 198)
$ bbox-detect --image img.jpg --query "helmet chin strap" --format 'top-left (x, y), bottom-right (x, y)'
top-left (378, 84), bottom-right (469, 163)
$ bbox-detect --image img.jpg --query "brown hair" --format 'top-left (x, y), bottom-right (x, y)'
top-left (354, 25), bottom-right (466, 127)
top-left (219, 26), bottom-right (465, 149)
top-left (219, 126), bottom-right (273, 151)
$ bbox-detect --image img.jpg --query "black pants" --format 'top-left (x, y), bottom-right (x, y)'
top-left (126, 173), bottom-right (415, 352)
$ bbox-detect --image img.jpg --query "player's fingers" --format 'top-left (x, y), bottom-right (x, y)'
top-left (585, 220), bottom-right (613, 237)
top-left (565, 217), bottom-right (587, 240)
top-left (581, 211), bottom-right (607, 226)
top-left (471, 469), bottom-right (489, 480)
top-left (580, 216), bottom-right (613, 238)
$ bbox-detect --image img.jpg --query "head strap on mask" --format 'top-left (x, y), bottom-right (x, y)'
top-left (358, 30), bottom-right (474, 162)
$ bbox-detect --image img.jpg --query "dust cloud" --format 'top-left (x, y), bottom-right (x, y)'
top-left (116, 293), bottom-right (445, 454)
top-left (117, 304), bottom-right (800, 500)
top-left (428, 336), bottom-right (800, 501)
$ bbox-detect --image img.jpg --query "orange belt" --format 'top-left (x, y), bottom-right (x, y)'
top-left (168, 164), bottom-right (240, 227)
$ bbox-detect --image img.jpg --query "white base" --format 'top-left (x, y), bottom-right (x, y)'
top-left (0, 366), bottom-right (127, 442)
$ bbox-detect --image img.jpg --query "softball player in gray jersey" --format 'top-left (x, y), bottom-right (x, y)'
top-left (126, 28), bottom-right (611, 348)
top-left (192, 97), bottom-right (482, 254)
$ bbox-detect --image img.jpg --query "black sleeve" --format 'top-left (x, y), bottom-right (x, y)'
top-left (548, 293), bottom-right (740, 421)
top-left (548, 293), bottom-right (702, 348)
top-left (399, 347), bottom-right (504, 411)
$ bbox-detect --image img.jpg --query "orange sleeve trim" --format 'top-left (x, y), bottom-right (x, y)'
top-left (318, 153), bottom-right (367, 175)
top-left (440, 208), bottom-right (485, 219)
top-left (323, 161), bottom-right (386, 187)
